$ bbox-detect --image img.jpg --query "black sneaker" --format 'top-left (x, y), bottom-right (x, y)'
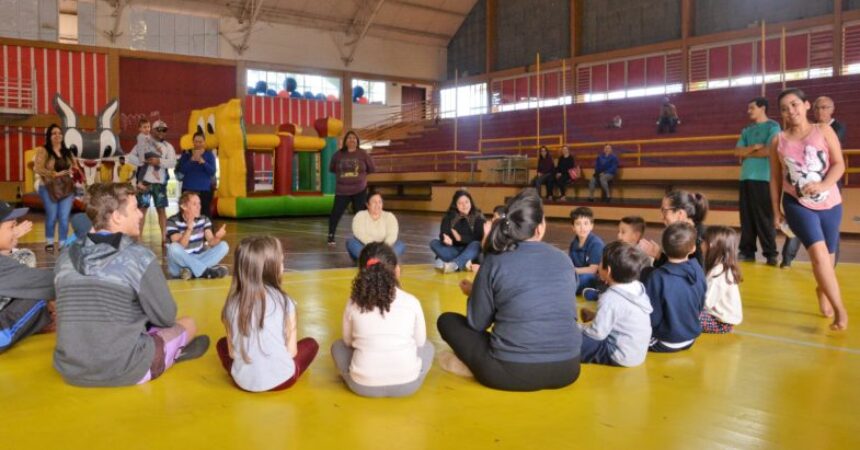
top-left (327, 233), bottom-right (336, 246)
top-left (766, 257), bottom-right (778, 266)
top-left (203, 265), bottom-right (229, 279)
top-left (175, 335), bottom-right (210, 362)
top-left (780, 259), bottom-right (792, 269)
top-left (738, 253), bottom-right (756, 262)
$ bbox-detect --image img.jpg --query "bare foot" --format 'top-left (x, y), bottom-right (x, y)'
top-left (816, 287), bottom-right (834, 318)
top-left (830, 308), bottom-right (848, 331)
top-left (438, 350), bottom-right (473, 378)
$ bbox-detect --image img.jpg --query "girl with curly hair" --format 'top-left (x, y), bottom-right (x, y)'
top-left (331, 242), bottom-right (434, 397)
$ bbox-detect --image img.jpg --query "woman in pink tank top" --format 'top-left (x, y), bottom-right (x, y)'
top-left (768, 88), bottom-right (847, 331)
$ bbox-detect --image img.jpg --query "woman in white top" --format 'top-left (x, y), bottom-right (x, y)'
top-left (218, 236), bottom-right (319, 392)
top-left (331, 242), bottom-right (434, 397)
top-left (699, 226), bottom-right (743, 334)
top-left (346, 191), bottom-right (405, 261)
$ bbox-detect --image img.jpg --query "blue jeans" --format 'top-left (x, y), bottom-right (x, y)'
top-left (575, 272), bottom-right (598, 294)
top-left (38, 186), bottom-right (74, 245)
top-left (429, 239), bottom-right (481, 270)
top-left (346, 237), bottom-right (406, 261)
top-left (166, 241), bottom-right (229, 278)
top-left (580, 334), bottom-right (619, 366)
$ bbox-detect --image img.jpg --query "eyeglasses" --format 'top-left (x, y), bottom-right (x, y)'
top-left (155, 128), bottom-right (168, 132)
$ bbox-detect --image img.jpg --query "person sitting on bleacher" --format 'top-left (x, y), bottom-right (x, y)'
top-left (553, 146), bottom-right (577, 200)
top-left (657, 97), bottom-right (680, 134)
top-left (588, 145), bottom-right (619, 202)
top-left (533, 146), bottom-right (555, 200)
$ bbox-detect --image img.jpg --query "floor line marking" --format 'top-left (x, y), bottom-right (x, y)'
top-left (732, 330), bottom-right (860, 355)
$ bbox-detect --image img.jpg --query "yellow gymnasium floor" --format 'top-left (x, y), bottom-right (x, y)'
top-left (2, 214), bottom-right (860, 449)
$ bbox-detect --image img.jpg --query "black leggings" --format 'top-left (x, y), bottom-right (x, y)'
top-left (328, 191), bottom-right (368, 235)
top-left (437, 312), bottom-right (580, 392)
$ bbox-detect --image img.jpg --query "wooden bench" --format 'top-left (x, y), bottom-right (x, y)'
top-left (367, 179), bottom-right (445, 201)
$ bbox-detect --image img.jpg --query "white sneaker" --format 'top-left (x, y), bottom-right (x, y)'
top-left (434, 258), bottom-right (445, 271)
top-left (442, 261), bottom-right (458, 274)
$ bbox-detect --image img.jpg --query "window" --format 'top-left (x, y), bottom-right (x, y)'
top-left (246, 69), bottom-right (341, 99)
top-left (129, 7), bottom-right (219, 57)
top-left (352, 79), bottom-right (386, 104)
top-left (440, 83), bottom-right (487, 118)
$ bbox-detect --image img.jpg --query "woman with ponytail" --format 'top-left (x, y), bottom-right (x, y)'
top-left (331, 242), bottom-right (434, 397)
top-left (437, 188), bottom-right (581, 392)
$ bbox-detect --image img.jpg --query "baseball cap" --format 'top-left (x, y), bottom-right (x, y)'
top-left (152, 120), bottom-right (168, 130)
top-left (0, 200), bottom-right (28, 222)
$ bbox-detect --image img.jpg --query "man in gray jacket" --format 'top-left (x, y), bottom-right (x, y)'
top-left (0, 201), bottom-right (55, 353)
top-left (53, 183), bottom-right (209, 386)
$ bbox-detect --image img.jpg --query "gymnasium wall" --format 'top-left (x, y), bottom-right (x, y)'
top-left (447, 0), bottom-right (486, 79)
top-left (580, 0), bottom-right (680, 55)
top-left (117, 57), bottom-right (235, 152)
top-left (694, 0), bottom-right (833, 36)
top-left (495, 0), bottom-right (570, 70)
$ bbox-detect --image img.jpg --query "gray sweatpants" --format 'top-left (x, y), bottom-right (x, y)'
top-left (330, 339), bottom-right (435, 398)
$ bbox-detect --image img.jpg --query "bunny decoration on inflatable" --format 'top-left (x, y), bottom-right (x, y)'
top-left (53, 94), bottom-right (122, 185)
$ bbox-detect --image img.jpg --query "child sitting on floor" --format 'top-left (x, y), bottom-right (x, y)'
top-left (645, 222), bottom-right (707, 353)
top-left (218, 236), bottom-right (319, 392)
top-left (568, 207), bottom-right (605, 299)
top-left (331, 242), bottom-right (434, 397)
top-left (699, 226), bottom-right (743, 334)
top-left (579, 241), bottom-right (652, 367)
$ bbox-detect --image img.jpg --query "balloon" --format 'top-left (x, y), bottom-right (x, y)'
top-left (315, 93), bottom-right (327, 101)
top-left (326, 94), bottom-right (338, 102)
top-left (266, 89), bottom-right (277, 96)
top-left (255, 81), bottom-right (268, 93)
top-left (290, 91), bottom-right (303, 98)
top-left (352, 85), bottom-right (365, 102)
top-left (358, 96), bottom-right (369, 104)
top-left (285, 77), bottom-right (297, 93)
top-left (278, 90), bottom-right (289, 98)
top-left (247, 87), bottom-right (256, 95)
top-left (303, 91), bottom-right (315, 99)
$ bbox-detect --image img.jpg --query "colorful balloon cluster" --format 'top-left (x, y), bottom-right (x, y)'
top-left (246, 78), bottom-right (336, 101)
top-left (352, 85), bottom-right (368, 104)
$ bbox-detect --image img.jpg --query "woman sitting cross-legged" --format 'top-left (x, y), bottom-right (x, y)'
top-left (430, 190), bottom-right (485, 273)
top-left (437, 188), bottom-right (582, 392)
top-left (346, 191), bottom-right (405, 262)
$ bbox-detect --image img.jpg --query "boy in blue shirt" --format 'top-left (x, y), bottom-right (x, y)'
top-left (569, 207), bottom-right (605, 298)
top-left (645, 222), bottom-right (707, 353)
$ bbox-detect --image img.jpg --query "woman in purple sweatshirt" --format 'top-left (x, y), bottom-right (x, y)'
top-left (533, 146), bottom-right (555, 199)
top-left (328, 131), bottom-right (375, 245)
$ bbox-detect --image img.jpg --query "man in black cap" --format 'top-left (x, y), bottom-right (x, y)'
top-left (0, 201), bottom-right (56, 353)
top-left (127, 119), bottom-right (176, 242)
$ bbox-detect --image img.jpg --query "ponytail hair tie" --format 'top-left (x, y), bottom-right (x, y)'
top-left (365, 258), bottom-right (381, 268)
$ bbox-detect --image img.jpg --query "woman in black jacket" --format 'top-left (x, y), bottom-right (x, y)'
top-left (429, 190), bottom-right (485, 273)
top-left (553, 145), bottom-right (576, 199)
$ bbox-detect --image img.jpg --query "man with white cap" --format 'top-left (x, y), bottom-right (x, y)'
top-left (0, 201), bottom-right (56, 353)
top-left (126, 119), bottom-right (176, 242)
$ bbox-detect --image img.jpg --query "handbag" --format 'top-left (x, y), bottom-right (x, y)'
top-left (567, 166), bottom-right (581, 181)
top-left (45, 174), bottom-right (75, 202)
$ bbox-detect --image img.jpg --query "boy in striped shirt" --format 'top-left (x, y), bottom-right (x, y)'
top-left (166, 191), bottom-right (229, 280)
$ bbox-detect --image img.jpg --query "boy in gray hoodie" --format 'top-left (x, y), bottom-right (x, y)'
top-left (579, 241), bottom-right (653, 367)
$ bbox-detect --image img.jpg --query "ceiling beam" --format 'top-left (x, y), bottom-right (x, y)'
top-left (387, 0), bottom-right (467, 18)
top-left (223, 2), bottom-right (451, 43)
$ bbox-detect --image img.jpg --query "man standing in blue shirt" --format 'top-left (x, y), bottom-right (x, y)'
top-left (735, 97), bottom-right (781, 265)
top-left (588, 145), bottom-right (619, 202)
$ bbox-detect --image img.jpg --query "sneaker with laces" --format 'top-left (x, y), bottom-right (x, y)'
top-left (327, 233), bottom-right (336, 246)
top-left (434, 258), bottom-right (445, 271)
top-left (203, 265), bottom-right (229, 279)
top-left (179, 268), bottom-right (193, 280)
top-left (582, 288), bottom-right (601, 301)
